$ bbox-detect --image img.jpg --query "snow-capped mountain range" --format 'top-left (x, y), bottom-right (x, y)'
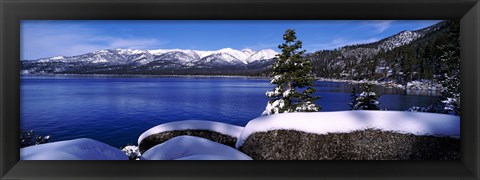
top-left (33, 48), bottom-right (278, 66)
top-left (21, 47), bottom-right (278, 75)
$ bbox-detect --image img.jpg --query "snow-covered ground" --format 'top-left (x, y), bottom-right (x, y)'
top-left (236, 111), bottom-right (460, 148)
top-left (138, 120), bottom-right (244, 145)
top-left (141, 136), bottom-right (252, 160)
top-left (20, 138), bottom-right (128, 160)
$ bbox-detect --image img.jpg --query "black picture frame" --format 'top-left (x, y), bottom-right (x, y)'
top-left (1, 0), bottom-right (479, 179)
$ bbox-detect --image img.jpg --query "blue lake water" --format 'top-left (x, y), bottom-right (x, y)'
top-left (20, 76), bottom-right (439, 147)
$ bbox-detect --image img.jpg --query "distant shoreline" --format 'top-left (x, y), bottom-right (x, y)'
top-left (20, 73), bottom-right (271, 79)
top-left (20, 74), bottom-right (441, 91)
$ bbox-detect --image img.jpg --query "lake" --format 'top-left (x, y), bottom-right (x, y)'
top-left (20, 76), bottom-right (439, 148)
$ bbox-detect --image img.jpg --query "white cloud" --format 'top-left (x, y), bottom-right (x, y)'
top-left (21, 23), bottom-right (167, 60)
top-left (364, 20), bottom-right (394, 33)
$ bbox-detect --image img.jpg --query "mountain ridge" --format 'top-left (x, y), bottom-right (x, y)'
top-left (21, 21), bottom-right (450, 77)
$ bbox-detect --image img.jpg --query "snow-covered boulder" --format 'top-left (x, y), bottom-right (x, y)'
top-left (141, 136), bottom-right (252, 160)
top-left (20, 138), bottom-right (128, 160)
top-left (236, 111), bottom-right (460, 148)
top-left (138, 120), bottom-right (243, 145)
top-left (138, 120), bottom-right (243, 152)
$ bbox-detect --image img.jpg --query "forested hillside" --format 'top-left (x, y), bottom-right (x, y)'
top-left (307, 20), bottom-right (459, 86)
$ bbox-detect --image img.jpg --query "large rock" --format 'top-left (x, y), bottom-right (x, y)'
top-left (139, 130), bottom-right (238, 153)
top-left (239, 129), bottom-right (459, 160)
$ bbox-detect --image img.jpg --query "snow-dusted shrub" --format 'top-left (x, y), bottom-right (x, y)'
top-left (353, 83), bottom-right (380, 110)
top-left (20, 130), bottom-right (51, 148)
top-left (121, 145), bottom-right (141, 160)
top-left (438, 75), bottom-right (460, 115)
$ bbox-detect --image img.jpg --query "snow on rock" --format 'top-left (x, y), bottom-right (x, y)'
top-left (141, 136), bottom-right (252, 160)
top-left (137, 120), bottom-right (244, 145)
top-left (236, 111), bottom-right (460, 148)
top-left (20, 138), bottom-right (128, 160)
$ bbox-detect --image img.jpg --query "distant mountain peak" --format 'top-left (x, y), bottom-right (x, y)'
top-left (21, 47), bottom-right (280, 75)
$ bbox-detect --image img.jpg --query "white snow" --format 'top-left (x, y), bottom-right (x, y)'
top-left (96, 49), bottom-right (110, 53)
top-left (236, 111), bottom-right (460, 148)
top-left (242, 48), bottom-right (255, 56)
top-left (359, 92), bottom-right (376, 96)
top-left (262, 99), bottom-right (287, 115)
top-left (50, 56), bottom-right (64, 60)
top-left (246, 49), bottom-right (278, 62)
top-left (137, 120), bottom-right (244, 145)
top-left (121, 145), bottom-right (141, 160)
top-left (216, 48), bottom-right (250, 62)
top-left (295, 101), bottom-right (319, 111)
top-left (270, 75), bottom-right (282, 84)
top-left (203, 52), bottom-right (242, 63)
top-left (283, 89), bottom-right (293, 97)
top-left (148, 48), bottom-right (278, 64)
top-left (141, 136), bottom-right (252, 160)
top-left (116, 49), bottom-right (146, 55)
top-left (265, 86), bottom-right (282, 97)
top-left (20, 138), bottom-right (128, 160)
top-left (33, 48), bottom-right (278, 66)
top-left (148, 48), bottom-right (185, 55)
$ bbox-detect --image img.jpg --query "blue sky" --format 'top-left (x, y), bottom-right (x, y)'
top-left (21, 20), bottom-right (441, 60)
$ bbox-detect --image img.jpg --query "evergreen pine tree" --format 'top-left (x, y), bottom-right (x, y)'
top-left (262, 29), bottom-right (320, 115)
top-left (437, 21), bottom-right (460, 115)
top-left (354, 83), bottom-right (380, 110)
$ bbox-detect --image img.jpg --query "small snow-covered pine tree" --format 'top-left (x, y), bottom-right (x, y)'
top-left (262, 29), bottom-right (320, 115)
top-left (354, 83), bottom-right (380, 110)
top-left (349, 87), bottom-right (358, 110)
